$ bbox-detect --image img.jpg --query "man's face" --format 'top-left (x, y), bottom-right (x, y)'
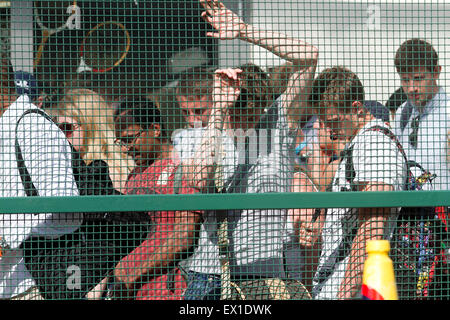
top-left (177, 94), bottom-right (213, 128)
top-left (318, 105), bottom-right (360, 144)
top-left (115, 112), bottom-right (160, 167)
top-left (399, 66), bottom-right (440, 108)
top-left (316, 120), bottom-right (344, 157)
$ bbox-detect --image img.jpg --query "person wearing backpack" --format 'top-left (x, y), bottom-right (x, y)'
top-left (0, 73), bottom-right (83, 299)
top-left (390, 39), bottom-right (449, 299)
top-left (392, 38), bottom-right (449, 191)
top-left (308, 66), bottom-right (408, 300)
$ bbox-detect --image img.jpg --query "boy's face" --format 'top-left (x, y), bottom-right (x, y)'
top-left (177, 94), bottom-right (213, 128)
top-left (115, 111), bottom-right (160, 167)
top-left (318, 103), bottom-right (361, 144)
top-left (399, 66), bottom-right (440, 108)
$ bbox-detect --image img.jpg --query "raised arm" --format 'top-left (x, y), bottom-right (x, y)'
top-left (200, 0), bottom-right (319, 128)
top-left (183, 68), bottom-right (242, 192)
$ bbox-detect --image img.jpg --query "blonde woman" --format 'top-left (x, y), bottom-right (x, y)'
top-left (48, 88), bottom-right (135, 193)
top-left (41, 89), bottom-right (147, 300)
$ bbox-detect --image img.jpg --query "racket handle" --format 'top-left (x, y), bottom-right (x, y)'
top-left (34, 32), bottom-right (50, 70)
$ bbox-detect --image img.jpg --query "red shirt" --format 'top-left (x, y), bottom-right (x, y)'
top-left (122, 159), bottom-right (200, 300)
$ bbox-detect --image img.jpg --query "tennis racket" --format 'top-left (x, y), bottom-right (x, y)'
top-left (76, 21), bottom-right (131, 74)
top-left (33, 1), bottom-right (78, 70)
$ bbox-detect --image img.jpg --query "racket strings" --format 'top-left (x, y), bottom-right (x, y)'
top-left (82, 23), bottom-right (130, 72)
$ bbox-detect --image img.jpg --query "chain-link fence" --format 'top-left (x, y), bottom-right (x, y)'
top-left (0, 0), bottom-right (449, 301)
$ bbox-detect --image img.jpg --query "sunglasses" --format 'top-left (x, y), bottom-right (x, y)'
top-left (58, 122), bottom-right (81, 137)
top-left (409, 115), bottom-right (420, 148)
top-left (114, 129), bottom-right (145, 150)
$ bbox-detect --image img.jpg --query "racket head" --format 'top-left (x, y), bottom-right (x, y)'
top-left (79, 21), bottom-right (131, 73)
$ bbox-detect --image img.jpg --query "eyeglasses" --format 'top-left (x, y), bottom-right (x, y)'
top-left (409, 115), bottom-right (420, 148)
top-left (114, 129), bottom-right (144, 150)
top-left (58, 122), bottom-right (81, 137)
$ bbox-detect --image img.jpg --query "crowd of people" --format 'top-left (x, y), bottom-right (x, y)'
top-left (0, 0), bottom-right (449, 300)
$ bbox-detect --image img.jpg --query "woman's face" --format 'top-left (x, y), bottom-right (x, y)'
top-left (55, 115), bottom-right (85, 153)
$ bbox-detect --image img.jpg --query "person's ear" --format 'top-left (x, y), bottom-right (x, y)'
top-left (149, 123), bottom-right (161, 138)
top-left (433, 65), bottom-right (442, 80)
top-left (352, 101), bottom-right (365, 116)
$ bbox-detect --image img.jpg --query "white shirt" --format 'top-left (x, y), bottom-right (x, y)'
top-left (180, 97), bottom-right (297, 277)
top-left (171, 127), bottom-right (204, 162)
top-left (313, 119), bottom-right (406, 299)
top-left (393, 87), bottom-right (449, 191)
top-left (0, 95), bottom-right (82, 298)
top-left (172, 127), bottom-right (238, 185)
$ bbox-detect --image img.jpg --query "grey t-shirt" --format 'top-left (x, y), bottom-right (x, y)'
top-left (180, 96), bottom-right (297, 278)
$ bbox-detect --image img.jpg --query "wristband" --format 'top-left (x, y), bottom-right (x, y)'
top-left (295, 141), bottom-right (307, 155)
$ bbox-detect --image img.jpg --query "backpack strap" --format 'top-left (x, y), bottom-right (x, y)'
top-left (342, 124), bottom-right (408, 190)
top-left (362, 125), bottom-right (438, 190)
top-left (173, 164), bottom-right (183, 195)
top-left (400, 102), bottom-right (413, 133)
top-left (364, 125), bottom-right (408, 163)
top-left (341, 145), bottom-right (357, 191)
top-left (15, 108), bottom-right (54, 197)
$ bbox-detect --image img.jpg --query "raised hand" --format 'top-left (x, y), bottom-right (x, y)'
top-left (307, 120), bottom-right (343, 189)
top-left (200, 0), bottom-right (246, 40)
top-left (212, 68), bottom-right (243, 113)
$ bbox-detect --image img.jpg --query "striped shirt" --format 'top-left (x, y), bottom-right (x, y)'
top-left (180, 96), bottom-right (297, 278)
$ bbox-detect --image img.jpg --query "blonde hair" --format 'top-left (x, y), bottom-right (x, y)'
top-left (52, 89), bottom-right (135, 190)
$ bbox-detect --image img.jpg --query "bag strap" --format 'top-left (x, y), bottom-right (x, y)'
top-left (344, 125), bottom-right (411, 189)
top-left (218, 218), bottom-right (233, 300)
top-left (400, 102), bottom-right (413, 133)
top-left (217, 152), bottom-right (252, 299)
top-left (362, 125), bottom-right (437, 189)
top-left (173, 164), bottom-right (183, 195)
top-left (15, 108), bottom-right (54, 197)
top-left (364, 125), bottom-right (408, 162)
top-left (341, 145), bottom-right (357, 191)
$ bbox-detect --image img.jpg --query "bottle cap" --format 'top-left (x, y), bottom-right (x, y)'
top-left (367, 240), bottom-right (390, 253)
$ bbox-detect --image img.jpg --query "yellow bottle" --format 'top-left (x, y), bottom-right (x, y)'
top-left (361, 240), bottom-right (398, 300)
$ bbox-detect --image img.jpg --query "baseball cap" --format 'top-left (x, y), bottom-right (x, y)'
top-left (14, 70), bottom-right (39, 100)
top-left (364, 100), bottom-right (390, 122)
